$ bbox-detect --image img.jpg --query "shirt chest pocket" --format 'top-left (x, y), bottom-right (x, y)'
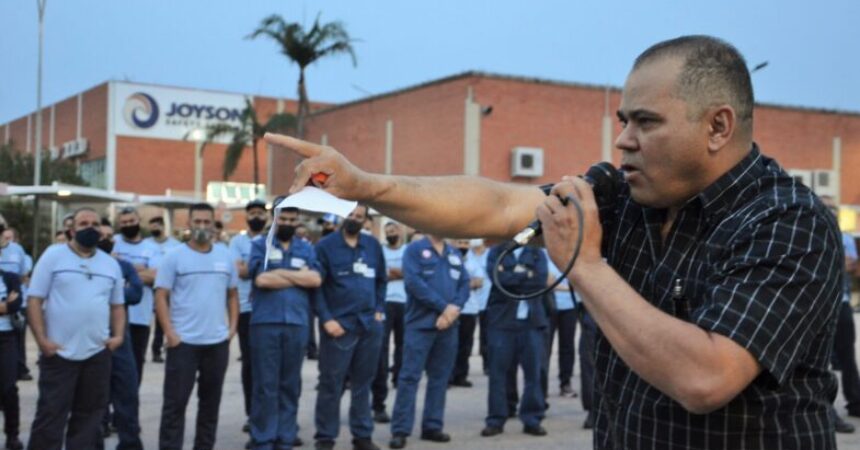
top-left (418, 260), bottom-right (437, 278)
top-left (55, 270), bottom-right (113, 298)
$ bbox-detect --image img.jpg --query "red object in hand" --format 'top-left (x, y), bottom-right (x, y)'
top-left (309, 173), bottom-right (328, 186)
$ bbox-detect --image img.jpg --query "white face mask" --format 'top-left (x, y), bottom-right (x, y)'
top-left (469, 239), bottom-right (484, 247)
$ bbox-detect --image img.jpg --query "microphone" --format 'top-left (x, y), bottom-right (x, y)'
top-left (511, 162), bottom-right (621, 246)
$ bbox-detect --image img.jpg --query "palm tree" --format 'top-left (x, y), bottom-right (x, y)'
top-left (198, 98), bottom-right (296, 196)
top-left (248, 13), bottom-right (357, 138)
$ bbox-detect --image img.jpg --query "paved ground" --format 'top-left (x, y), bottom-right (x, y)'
top-left (12, 315), bottom-right (860, 449)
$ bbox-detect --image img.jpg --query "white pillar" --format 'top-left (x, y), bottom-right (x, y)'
top-left (463, 86), bottom-right (481, 176)
top-left (385, 119), bottom-right (394, 175)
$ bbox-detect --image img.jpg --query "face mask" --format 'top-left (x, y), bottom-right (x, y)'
top-left (342, 219), bottom-right (363, 236)
top-left (191, 228), bottom-right (211, 244)
top-left (322, 227), bottom-right (334, 236)
top-left (150, 229), bottom-right (163, 238)
top-left (120, 224), bottom-right (140, 239)
top-left (74, 227), bottom-right (101, 248)
top-left (458, 247), bottom-right (469, 256)
top-left (248, 217), bottom-right (267, 233)
top-left (276, 224), bottom-right (296, 242)
top-left (97, 239), bottom-right (114, 253)
top-left (386, 235), bottom-right (399, 246)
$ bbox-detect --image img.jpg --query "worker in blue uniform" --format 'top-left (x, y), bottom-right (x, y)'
top-left (388, 235), bottom-right (469, 449)
top-left (481, 244), bottom-right (549, 438)
top-left (313, 205), bottom-right (386, 450)
top-left (248, 205), bottom-right (322, 450)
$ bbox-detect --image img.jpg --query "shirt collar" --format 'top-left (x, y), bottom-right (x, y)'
top-left (692, 143), bottom-right (766, 223)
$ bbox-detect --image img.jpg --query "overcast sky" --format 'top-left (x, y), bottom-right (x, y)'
top-left (1, 0), bottom-right (858, 123)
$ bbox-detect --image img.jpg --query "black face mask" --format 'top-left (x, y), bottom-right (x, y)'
top-left (321, 227), bottom-right (335, 236)
top-left (150, 229), bottom-right (163, 238)
top-left (120, 224), bottom-right (140, 239)
top-left (276, 225), bottom-right (296, 242)
top-left (458, 247), bottom-right (469, 256)
top-left (74, 227), bottom-right (101, 249)
top-left (342, 219), bottom-right (363, 236)
top-left (386, 235), bottom-right (399, 246)
top-left (247, 217), bottom-right (267, 233)
top-left (97, 239), bottom-right (114, 253)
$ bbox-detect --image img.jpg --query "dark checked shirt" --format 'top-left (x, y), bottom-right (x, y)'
top-left (592, 145), bottom-right (842, 450)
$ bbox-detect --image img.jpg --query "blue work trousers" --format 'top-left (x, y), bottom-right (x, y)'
top-left (314, 320), bottom-right (383, 442)
top-left (391, 326), bottom-right (458, 436)
top-left (100, 328), bottom-right (142, 450)
top-left (249, 324), bottom-right (308, 450)
top-left (485, 327), bottom-right (545, 429)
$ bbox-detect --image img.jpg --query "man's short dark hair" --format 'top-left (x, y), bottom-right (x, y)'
top-left (246, 199), bottom-right (267, 212)
top-left (72, 207), bottom-right (99, 222)
top-left (188, 203), bottom-right (215, 217)
top-left (149, 216), bottom-right (165, 225)
top-left (118, 206), bottom-right (138, 217)
top-left (633, 35), bottom-right (754, 133)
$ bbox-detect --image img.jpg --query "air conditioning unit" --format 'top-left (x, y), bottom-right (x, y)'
top-left (787, 169), bottom-right (812, 188)
top-left (813, 170), bottom-right (838, 197)
top-left (511, 147), bottom-right (544, 178)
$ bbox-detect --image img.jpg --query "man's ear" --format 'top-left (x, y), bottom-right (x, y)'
top-left (706, 105), bottom-right (736, 153)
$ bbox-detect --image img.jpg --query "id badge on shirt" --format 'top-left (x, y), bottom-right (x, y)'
top-left (516, 300), bottom-right (529, 319)
top-left (290, 257), bottom-right (306, 269)
top-left (270, 248), bottom-right (283, 262)
top-left (354, 262), bottom-right (368, 276)
top-left (447, 254), bottom-right (462, 266)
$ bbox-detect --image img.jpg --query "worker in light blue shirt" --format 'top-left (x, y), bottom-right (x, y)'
top-left (450, 239), bottom-right (484, 388)
top-left (95, 220), bottom-right (145, 450)
top-left (113, 206), bottom-right (160, 386)
top-left (547, 257), bottom-right (579, 398)
top-left (154, 203), bottom-right (239, 450)
top-left (145, 215), bottom-right (181, 363)
top-left (0, 269), bottom-right (22, 450)
top-left (0, 217), bottom-right (28, 277)
top-left (0, 223), bottom-right (33, 383)
top-left (468, 240), bottom-right (492, 374)
top-left (372, 221), bottom-right (408, 423)
top-left (247, 205), bottom-right (322, 450)
top-left (26, 207), bottom-right (126, 450)
top-left (313, 205), bottom-right (386, 450)
top-left (229, 199), bottom-right (269, 431)
top-left (481, 244), bottom-right (549, 438)
top-left (388, 235), bottom-right (469, 449)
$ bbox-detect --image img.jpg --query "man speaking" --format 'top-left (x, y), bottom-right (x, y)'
top-left (265, 35), bottom-right (843, 449)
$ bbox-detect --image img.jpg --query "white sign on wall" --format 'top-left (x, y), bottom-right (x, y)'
top-left (113, 82), bottom-right (249, 143)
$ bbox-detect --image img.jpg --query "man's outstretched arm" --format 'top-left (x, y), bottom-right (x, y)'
top-left (265, 133), bottom-right (546, 240)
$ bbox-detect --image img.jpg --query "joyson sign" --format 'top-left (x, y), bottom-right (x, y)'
top-left (114, 81), bottom-right (247, 143)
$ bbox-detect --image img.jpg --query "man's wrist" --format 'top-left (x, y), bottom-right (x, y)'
top-left (569, 258), bottom-right (609, 292)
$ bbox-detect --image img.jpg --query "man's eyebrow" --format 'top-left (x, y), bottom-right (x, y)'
top-left (618, 109), bottom-right (660, 121)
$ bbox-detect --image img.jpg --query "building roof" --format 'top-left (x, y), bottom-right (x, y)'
top-left (310, 70), bottom-right (860, 119)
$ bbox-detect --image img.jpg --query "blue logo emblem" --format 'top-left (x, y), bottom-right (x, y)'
top-left (123, 92), bottom-right (159, 129)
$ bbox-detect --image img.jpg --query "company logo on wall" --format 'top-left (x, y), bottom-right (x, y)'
top-left (114, 83), bottom-right (247, 142)
top-left (123, 92), bottom-right (160, 129)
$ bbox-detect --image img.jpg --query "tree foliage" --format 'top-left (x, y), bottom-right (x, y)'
top-left (248, 13), bottom-right (356, 138)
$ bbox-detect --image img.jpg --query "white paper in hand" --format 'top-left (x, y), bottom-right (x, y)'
top-left (264, 187), bottom-right (358, 269)
top-left (273, 186), bottom-right (357, 218)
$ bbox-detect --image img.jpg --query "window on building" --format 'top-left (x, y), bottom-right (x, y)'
top-left (78, 158), bottom-right (106, 189)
